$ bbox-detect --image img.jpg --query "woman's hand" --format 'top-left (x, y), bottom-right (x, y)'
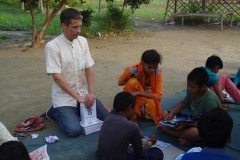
top-left (133, 72), bottom-right (141, 79)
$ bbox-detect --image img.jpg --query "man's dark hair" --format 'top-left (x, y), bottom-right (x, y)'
top-left (187, 67), bottom-right (209, 86)
top-left (198, 108), bottom-right (233, 148)
top-left (113, 92), bottom-right (136, 112)
top-left (141, 49), bottom-right (162, 64)
top-left (205, 55), bottom-right (223, 69)
top-left (0, 141), bottom-right (29, 160)
top-left (60, 8), bottom-right (83, 26)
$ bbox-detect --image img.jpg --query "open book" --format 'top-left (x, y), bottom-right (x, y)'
top-left (142, 136), bottom-right (170, 150)
top-left (159, 114), bottom-right (197, 128)
top-left (29, 144), bottom-right (50, 160)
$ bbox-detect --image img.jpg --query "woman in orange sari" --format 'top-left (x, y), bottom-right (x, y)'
top-left (118, 49), bottom-right (163, 125)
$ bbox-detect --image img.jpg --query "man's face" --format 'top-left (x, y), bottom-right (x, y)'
top-left (61, 19), bottom-right (82, 41)
top-left (187, 80), bottom-right (203, 95)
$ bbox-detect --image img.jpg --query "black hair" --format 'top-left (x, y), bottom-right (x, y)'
top-left (198, 108), bottom-right (233, 148)
top-left (0, 141), bottom-right (29, 160)
top-left (205, 55), bottom-right (223, 69)
top-left (187, 67), bottom-right (209, 86)
top-left (141, 49), bottom-right (162, 64)
top-left (60, 8), bottom-right (83, 26)
top-left (113, 92), bottom-right (136, 112)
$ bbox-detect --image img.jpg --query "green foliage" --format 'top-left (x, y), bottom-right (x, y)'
top-left (105, 4), bottom-right (131, 31)
top-left (106, 0), bottom-right (152, 12)
top-left (0, 0), bottom-right (19, 6)
top-left (0, 34), bottom-right (11, 40)
top-left (80, 8), bottom-right (95, 28)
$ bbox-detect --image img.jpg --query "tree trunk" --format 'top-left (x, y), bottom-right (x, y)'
top-left (98, 0), bottom-right (102, 14)
top-left (26, 0), bottom-right (37, 47)
top-left (32, 0), bottom-right (67, 48)
top-left (21, 2), bottom-right (24, 11)
top-left (39, 0), bottom-right (44, 13)
top-left (46, 0), bottom-right (50, 19)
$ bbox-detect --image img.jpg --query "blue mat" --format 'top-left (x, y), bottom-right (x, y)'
top-left (22, 91), bottom-right (240, 160)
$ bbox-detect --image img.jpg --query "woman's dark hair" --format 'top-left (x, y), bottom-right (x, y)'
top-left (198, 108), bottom-right (233, 148)
top-left (113, 92), bottom-right (136, 112)
top-left (187, 67), bottom-right (209, 87)
top-left (141, 49), bottom-right (162, 64)
top-left (205, 55), bottom-right (223, 69)
top-left (60, 8), bottom-right (83, 26)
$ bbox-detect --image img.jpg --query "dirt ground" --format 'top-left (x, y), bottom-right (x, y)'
top-left (0, 21), bottom-right (240, 133)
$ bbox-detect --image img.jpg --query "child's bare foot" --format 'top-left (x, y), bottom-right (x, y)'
top-left (157, 125), bottom-right (165, 133)
top-left (178, 138), bottom-right (191, 146)
top-left (222, 104), bottom-right (230, 111)
top-left (131, 118), bottom-right (138, 124)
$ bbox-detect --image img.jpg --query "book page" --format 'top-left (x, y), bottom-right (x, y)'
top-left (29, 144), bottom-right (50, 160)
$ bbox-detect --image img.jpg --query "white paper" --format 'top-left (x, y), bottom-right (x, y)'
top-left (31, 134), bottom-right (39, 139)
top-left (45, 136), bottom-right (59, 144)
top-left (222, 89), bottom-right (235, 103)
top-left (80, 100), bottom-right (97, 126)
top-left (29, 144), bottom-right (50, 160)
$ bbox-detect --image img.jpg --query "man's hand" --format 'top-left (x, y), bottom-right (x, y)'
top-left (84, 92), bottom-right (96, 110)
top-left (76, 95), bottom-right (85, 103)
top-left (133, 72), bottom-right (141, 79)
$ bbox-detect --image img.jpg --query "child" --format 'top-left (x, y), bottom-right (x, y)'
top-left (0, 141), bottom-right (31, 160)
top-left (182, 108), bottom-right (237, 160)
top-left (201, 55), bottom-right (240, 104)
top-left (158, 67), bottom-right (221, 146)
top-left (96, 92), bottom-right (164, 160)
top-left (118, 49), bottom-right (163, 125)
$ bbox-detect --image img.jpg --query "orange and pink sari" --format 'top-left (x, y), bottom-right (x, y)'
top-left (118, 62), bottom-right (163, 125)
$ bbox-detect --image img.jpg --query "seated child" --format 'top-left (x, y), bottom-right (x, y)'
top-left (201, 55), bottom-right (240, 104)
top-left (96, 92), bottom-right (164, 160)
top-left (158, 67), bottom-right (221, 146)
top-left (0, 122), bottom-right (18, 145)
top-left (182, 108), bottom-right (237, 160)
top-left (0, 141), bottom-right (31, 160)
top-left (118, 49), bottom-right (163, 125)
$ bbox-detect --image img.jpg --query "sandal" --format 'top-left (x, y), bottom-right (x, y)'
top-left (12, 133), bottom-right (30, 140)
top-left (15, 123), bottom-right (45, 132)
top-left (17, 116), bottom-right (44, 127)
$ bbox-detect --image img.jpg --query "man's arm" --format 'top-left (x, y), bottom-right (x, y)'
top-left (85, 66), bottom-right (96, 108)
top-left (52, 73), bottom-right (85, 103)
top-left (213, 81), bottom-right (225, 102)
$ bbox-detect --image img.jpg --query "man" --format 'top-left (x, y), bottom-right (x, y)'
top-left (43, 8), bottom-right (109, 137)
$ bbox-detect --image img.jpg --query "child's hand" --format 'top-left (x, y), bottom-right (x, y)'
top-left (133, 72), bottom-right (141, 79)
top-left (148, 135), bottom-right (157, 145)
top-left (165, 113), bottom-right (173, 121)
top-left (140, 132), bottom-right (145, 138)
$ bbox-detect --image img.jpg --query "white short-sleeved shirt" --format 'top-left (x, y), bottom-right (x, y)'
top-left (45, 33), bottom-right (94, 108)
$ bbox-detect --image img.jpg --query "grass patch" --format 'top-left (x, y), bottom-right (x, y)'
top-left (0, 1), bottom-right (167, 37)
top-left (0, 34), bottom-right (11, 40)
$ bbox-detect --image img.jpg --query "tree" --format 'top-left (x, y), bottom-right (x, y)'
top-left (21, 0), bottom-right (67, 48)
top-left (22, 0), bottom-right (86, 48)
top-left (106, 0), bottom-right (151, 12)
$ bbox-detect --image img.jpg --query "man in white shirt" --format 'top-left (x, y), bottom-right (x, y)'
top-left (43, 8), bottom-right (109, 137)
